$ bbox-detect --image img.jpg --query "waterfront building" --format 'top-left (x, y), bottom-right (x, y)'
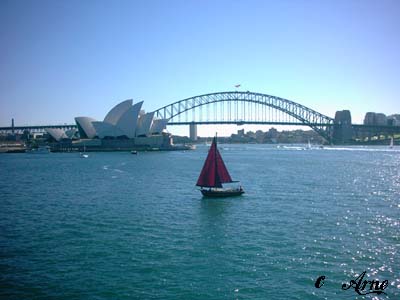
top-left (44, 128), bottom-right (78, 141)
top-left (41, 99), bottom-right (173, 150)
top-left (75, 117), bottom-right (98, 139)
top-left (116, 102), bottom-right (144, 138)
top-left (103, 99), bottom-right (133, 125)
top-left (91, 121), bottom-right (125, 139)
top-left (136, 112), bottom-right (155, 137)
top-left (66, 100), bottom-right (173, 150)
top-left (151, 119), bottom-right (170, 135)
top-left (45, 128), bottom-right (68, 141)
top-left (73, 100), bottom-right (168, 141)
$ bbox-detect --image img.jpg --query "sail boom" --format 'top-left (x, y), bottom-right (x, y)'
top-left (196, 184), bottom-right (222, 188)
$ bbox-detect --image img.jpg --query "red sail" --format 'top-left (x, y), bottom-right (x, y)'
top-left (196, 137), bottom-right (232, 187)
top-left (215, 147), bottom-right (232, 183)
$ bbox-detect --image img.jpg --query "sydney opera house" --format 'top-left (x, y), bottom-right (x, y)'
top-left (74, 99), bottom-right (168, 139)
top-left (46, 100), bottom-right (173, 150)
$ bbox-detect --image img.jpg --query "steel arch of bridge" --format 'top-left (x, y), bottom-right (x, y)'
top-left (154, 91), bottom-right (334, 142)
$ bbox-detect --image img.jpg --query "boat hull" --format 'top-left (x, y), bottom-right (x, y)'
top-left (200, 188), bottom-right (244, 198)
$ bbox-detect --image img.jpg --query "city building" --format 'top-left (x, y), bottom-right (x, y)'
top-left (363, 112), bottom-right (388, 126)
top-left (237, 129), bottom-right (245, 137)
top-left (388, 114), bottom-right (400, 126)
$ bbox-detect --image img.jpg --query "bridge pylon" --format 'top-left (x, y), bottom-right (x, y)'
top-left (189, 123), bottom-right (197, 141)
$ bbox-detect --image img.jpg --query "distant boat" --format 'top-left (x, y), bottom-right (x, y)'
top-left (80, 145), bottom-right (89, 158)
top-left (27, 145), bottom-right (50, 154)
top-left (306, 139), bottom-right (312, 150)
top-left (389, 137), bottom-right (394, 149)
top-left (131, 150), bottom-right (138, 155)
top-left (196, 135), bottom-right (244, 197)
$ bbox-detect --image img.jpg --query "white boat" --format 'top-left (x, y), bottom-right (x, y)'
top-left (306, 139), bottom-right (312, 150)
top-left (80, 145), bottom-right (89, 158)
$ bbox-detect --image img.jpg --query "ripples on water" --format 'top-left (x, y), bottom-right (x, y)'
top-left (0, 145), bottom-right (399, 299)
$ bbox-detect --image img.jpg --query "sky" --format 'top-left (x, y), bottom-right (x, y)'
top-left (0, 0), bottom-right (399, 137)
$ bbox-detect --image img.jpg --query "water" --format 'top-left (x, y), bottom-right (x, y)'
top-left (0, 145), bottom-right (399, 299)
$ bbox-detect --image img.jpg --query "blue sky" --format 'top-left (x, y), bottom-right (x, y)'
top-left (1, 0), bottom-right (399, 136)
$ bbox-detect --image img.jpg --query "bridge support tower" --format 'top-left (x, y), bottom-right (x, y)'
top-left (332, 110), bottom-right (354, 144)
top-left (189, 123), bottom-right (197, 141)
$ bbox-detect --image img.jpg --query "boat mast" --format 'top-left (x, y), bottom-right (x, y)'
top-left (214, 133), bottom-right (218, 188)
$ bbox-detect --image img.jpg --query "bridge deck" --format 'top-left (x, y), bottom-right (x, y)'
top-left (2, 123), bottom-right (399, 131)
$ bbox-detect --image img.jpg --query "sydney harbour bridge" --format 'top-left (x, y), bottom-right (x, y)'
top-left (1, 91), bottom-right (399, 144)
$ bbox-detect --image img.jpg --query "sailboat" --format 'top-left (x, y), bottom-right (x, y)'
top-left (80, 145), bottom-right (89, 158)
top-left (305, 139), bottom-right (312, 150)
top-left (196, 135), bottom-right (244, 197)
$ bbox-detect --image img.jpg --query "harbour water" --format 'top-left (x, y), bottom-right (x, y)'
top-left (1, 145), bottom-right (399, 299)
